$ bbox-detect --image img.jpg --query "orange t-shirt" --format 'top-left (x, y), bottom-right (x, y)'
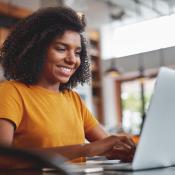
top-left (0, 81), bottom-right (98, 162)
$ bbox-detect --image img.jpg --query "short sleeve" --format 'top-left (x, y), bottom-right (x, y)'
top-left (71, 91), bottom-right (99, 133)
top-left (0, 81), bottom-right (23, 128)
top-left (82, 102), bottom-right (99, 133)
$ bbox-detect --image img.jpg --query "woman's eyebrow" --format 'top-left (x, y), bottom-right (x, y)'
top-left (54, 41), bottom-right (82, 50)
top-left (54, 42), bottom-right (67, 46)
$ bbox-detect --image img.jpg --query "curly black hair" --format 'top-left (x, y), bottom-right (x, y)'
top-left (0, 6), bottom-right (91, 91)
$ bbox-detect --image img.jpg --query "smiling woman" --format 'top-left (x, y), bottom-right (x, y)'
top-left (37, 30), bottom-right (81, 90)
top-left (0, 6), bottom-right (135, 168)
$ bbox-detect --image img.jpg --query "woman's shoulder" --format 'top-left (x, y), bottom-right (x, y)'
top-left (0, 80), bottom-right (25, 88)
top-left (0, 80), bottom-right (14, 88)
top-left (63, 89), bottom-right (83, 102)
top-left (0, 81), bottom-right (28, 94)
top-left (63, 89), bottom-right (80, 97)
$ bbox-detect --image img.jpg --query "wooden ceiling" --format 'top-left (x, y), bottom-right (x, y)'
top-left (0, 2), bottom-right (32, 19)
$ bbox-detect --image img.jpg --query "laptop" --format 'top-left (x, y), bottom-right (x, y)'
top-left (104, 67), bottom-right (175, 171)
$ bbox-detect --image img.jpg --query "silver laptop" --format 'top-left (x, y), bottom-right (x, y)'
top-left (104, 67), bottom-right (175, 171)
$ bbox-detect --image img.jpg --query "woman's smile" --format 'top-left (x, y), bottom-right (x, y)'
top-left (56, 65), bottom-right (74, 77)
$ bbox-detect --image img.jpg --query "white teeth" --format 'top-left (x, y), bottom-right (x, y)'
top-left (60, 67), bottom-right (72, 73)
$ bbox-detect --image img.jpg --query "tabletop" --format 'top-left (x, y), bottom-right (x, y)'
top-left (1, 166), bottom-right (175, 175)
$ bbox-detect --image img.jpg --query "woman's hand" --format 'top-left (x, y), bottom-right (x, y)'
top-left (86, 135), bottom-right (136, 162)
top-left (105, 135), bottom-right (136, 162)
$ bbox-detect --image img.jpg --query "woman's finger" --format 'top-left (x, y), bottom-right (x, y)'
top-left (119, 135), bottom-right (136, 148)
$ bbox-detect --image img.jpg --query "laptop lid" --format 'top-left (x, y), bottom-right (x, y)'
top-left (132, 67), bottom-right (175, 170)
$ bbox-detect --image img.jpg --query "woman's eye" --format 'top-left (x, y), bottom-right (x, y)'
top-left (56, 47), bottom-right (66, 52)
top-left (75, 51), bottom-right (81, 56)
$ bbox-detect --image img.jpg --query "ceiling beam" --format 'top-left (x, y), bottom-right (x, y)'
top-left (0, 2), bottom-right (32, 19)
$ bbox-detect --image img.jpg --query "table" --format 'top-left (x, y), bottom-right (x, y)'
top-left (1, 166), bottom-right (175, 175)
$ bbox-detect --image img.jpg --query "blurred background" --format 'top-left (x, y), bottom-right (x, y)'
top-left (1, 0), bottom-right (175, 136)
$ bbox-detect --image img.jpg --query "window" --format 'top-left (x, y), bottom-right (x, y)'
top-left (121, 78), bottom-right (156, 134)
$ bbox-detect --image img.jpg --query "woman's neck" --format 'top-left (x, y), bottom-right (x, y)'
top-left (36, 80), bottom-right (60, 92)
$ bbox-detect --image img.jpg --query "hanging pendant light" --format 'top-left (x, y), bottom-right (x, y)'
top-left (104, 59), bottom-right (120, 77)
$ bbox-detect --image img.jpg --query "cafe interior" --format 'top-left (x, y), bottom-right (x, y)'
top-left (1, 0), bottom-right (175, 174)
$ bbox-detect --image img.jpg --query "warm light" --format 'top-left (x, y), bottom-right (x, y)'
top-left (107, 71), bottom-right (120, 78)
top-left (105, 68), bottom-right (120, 78)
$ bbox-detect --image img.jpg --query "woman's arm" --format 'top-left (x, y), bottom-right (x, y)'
top-left (0, 119), bottom-right (14, 146)
top-left (0, 120), bottom-right (135, 167)
top-left (84, 124), bottom-right (135, 161)
top-left (0, 120), bottom-right (107, 159)
top-left (85, 124), bottom-right (109, 141)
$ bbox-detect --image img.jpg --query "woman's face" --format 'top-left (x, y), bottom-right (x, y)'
top-left (39, 30), bottom-right (81, 86)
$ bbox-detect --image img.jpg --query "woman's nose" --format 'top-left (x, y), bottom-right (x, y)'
top-left (65, 52), bottom-right (77, 64)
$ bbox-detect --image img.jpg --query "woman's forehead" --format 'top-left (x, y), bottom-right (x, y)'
top-left (52, 30), bottom-right (81, 47)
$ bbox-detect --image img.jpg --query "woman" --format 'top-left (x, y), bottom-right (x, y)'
top-left (0, 6), bottom-right (135, 165)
